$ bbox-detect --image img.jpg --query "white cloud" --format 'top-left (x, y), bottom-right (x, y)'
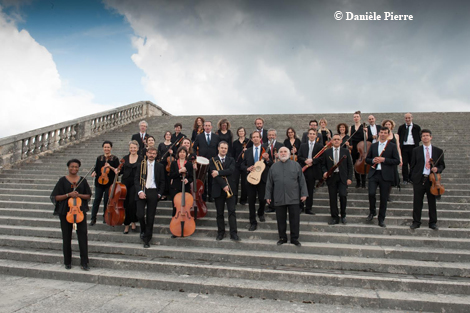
top-left (0, 6), bottom-right (109, 138)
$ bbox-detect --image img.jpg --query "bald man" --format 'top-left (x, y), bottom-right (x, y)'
top-left (397, 113), bottom-right (421, 184)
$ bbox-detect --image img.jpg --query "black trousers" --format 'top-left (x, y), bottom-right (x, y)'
top-left (136, 189), bottom-right (159, 243)
top-left (59, 214), bottom-right (88, 266)
top-left (233, 166), bottom-right (248, 204)
top-left (275, 204), bottom-right (300, 242)
top-left (368, 171), bottom-right (391, 222)
top-left (412, 177), bottom-right (438, 226)
top-left (303, 173), bottom-right (316, 211)
top-left (247, 181), bottom-right (266, 225)
top-left (214, 193), bottom-right (238, 236)
top-left (401, 145), bottom-right (415, 181)
top-left (91, 183), bottom-right (109, 221)
top-left (123, 179), bottom-right (138, 226)
top-left (327, 173), bottom-right (348, 219)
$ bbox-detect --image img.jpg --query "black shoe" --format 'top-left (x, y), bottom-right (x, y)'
top-left (123, 227), bottom-right (129, 234)
top-left (80, 264), bottom-right (90, 271)
top-left (378, 221), bottom-right (386, 228)
top-left (291, 240), bottom-right (301, 247)
top-left (366, 213), bottom-right (376, 222)
top-left (355, 182), bottom-right (361, 188)
top-left (277, 239), bottom-right (287, 246)
top-left (89, 218), bottom-right (96, 226)
top-left (239, 202), bottom-right (246, 206)
top-left (230, 234), bottom-right (241, 241)
top-left (140, 233), bottom-right (145, 240)
top-left (265, 208), bottom-right (275, 213)
top-left (249, 224), bottom-right (257, 231)
top-left (207, 197), bottom-right (214, 202)
top-left (216, 234), bottom-right (224, 241)
top-left (259, 215), bottom-right (266, 222)
top-left (387, 198), bottom-right (393, 202)
top-left (410, 223), bottom-right (420, 230)
top-left (328, 218), bottom-right (340, 225)
top-left (143, 242), bottom-right (150, 248)
top-left (429, 224), bottom-right (439, 231)
top-left (341, 217), bottom-right (347, 224)
top-left (65, 264), bottom-right (71, 270)
top-left (361, 184), bottom-right (366, 189)
top-left (402, 181), bottom-right (409, 185)
top-left (102, 219), bottom-right (106, 224)
top-left (305, 210), bottom-right (314, 215)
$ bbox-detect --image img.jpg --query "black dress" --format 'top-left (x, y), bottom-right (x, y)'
top-left (216, 130), bottom-right (233, 155)
top-left (158, 142), bottom-right (172, 196)
top-left (169, 160), bottom-right (194, 216)
top-left (120, 154), bottom-right (143, 225)
top-left (350, 124), bottom-right (367, 185)
top-left (283, 138), bottom-right (302, 158)
top-left (50, 176), bottom-right (92, 266)
top-left (340, 135), bottom-right (350, 147)
top-left (232, 138), bottom-right (249, 204)
top-left (91, 155), bottom-right (120, 221)
top-left (319, 129), bottom-right (333, 146)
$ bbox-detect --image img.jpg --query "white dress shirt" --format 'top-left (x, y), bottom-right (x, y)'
top-left (423, 144), bottom-right (432, 175)
top-left (376, 141), bottom-right (387, 170)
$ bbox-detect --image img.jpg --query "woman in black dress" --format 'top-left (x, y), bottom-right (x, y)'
top-left (283, 127), bottom-right (301, 160)
top-left (191, 117), bottom-right (205, 142)
top-left (318, 118), bottom-right (333, 146)
top-left (50, 159), bottom-right (92, 270)
top-left (169, 146), bottom-right (194, 217)
top-left (337, 123), bottom-right (350, 147)
top-left (232, 127), bottom-right (249, 205)
top-left (121, 140), bottom-right (142, 234)
top-left (216, 118), bottom-right (233, 155)
top-left (90, 141), bottom-right (120, 225)
top-left (349, 111), bottom-right (367, 188)
top-left (142, 135), bottom-right (156, 157)
top-left (382, 119), bottom-right (403, 200)
top-left (158, 131), bottom-right (173, 200)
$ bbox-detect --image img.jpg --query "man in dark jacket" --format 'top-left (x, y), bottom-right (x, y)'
top-left (397, 113), bottom-right (421, 184)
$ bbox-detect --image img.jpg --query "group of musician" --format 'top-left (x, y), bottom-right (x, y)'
top-left (50, 111), bottom-right (445, 270)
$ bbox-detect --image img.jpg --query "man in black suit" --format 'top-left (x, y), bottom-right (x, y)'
top-left (209, 141), bottom-right (239, 241)
top-left (397, 113), bottom-right (421, 184)
top-left (193, 121), bottom-right (220, 202)
top-left (301, 120), bottom-right (319, 144)
top-left (365, 127), bottom-right (400, 227)
top-left (134, 147), bottom-right (165, 248)
top-left (250, 117), bottom-right (268, 145)
top-left (241, 131), bottom-right (272, 230)
top-left (297, 129), bottom-right (324, 214)
top-left (367, 115), bottom-right (381, 144)
top-left (263, 129), bottom-right (284, 213)
top-left (321, 134), bottom-right (353, 225)
top-left (171, 123), bottom-right (186, 151)
top-left (409, 129), bottom-right (445, 230)
top-left (131, 120), bottom-right (150, 157)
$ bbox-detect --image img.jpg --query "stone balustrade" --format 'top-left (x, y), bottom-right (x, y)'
top-left (0, 101), bottom-right (171, 171)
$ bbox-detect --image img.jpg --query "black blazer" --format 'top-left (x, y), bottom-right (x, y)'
top-left (241, 145), bottom-right (271, 184)
top-left (169, 160), bottom-right (193, 193)
top-left (297, 141), bottom-right (324, 180)
top-left (367, 125), bottom-right (382, 142)
top-left (301, 132), bottom-right (321, 144)
top-left (409, 145), bottom-right (445, 185)
top-left (365, 141), bottom-right (400, 181)
top-left (248, 129), bottom-right (268, 146)
top-left (131, 133), bottom-right (150, 155)
top-left (397, 123), bottom-right (421, 148)
top-left (262, 141), bottom-right (284, 163)
top-left (321, 147), bottom-right (353, 185)
top-left (134, 160), bottom-right (166, 199)
top-left (209, 156), bottom-right (236, 198)
top-left (171, 132), bottom-right (186, 150)
top-left (193, 132), bottom-right (220, 159)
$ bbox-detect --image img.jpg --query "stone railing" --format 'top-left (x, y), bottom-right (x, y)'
top-left (0, 101), bottom-right (171, 170)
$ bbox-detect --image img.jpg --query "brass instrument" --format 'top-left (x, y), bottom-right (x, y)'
top-left (211, 157), bottom-right (233, 198)
top-left (140, 157), bottom-right (147, 192)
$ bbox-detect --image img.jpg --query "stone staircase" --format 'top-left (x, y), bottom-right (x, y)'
top-left (0, 112), bottom-right (469, 312)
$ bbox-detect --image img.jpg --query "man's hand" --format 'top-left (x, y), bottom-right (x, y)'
top-left (300, 196), bottom-right (307, 202)
top-left (323, 172), bottom-right (328, 179)
top-left (247, 166), bottom-right (254, 172)
top-left (211, 170), bottom-right (219, 178)
top-left (266, 199), bottom-right (271, 205)
top-left (138, 192), bottom-right (146, 199)
top-left (347, 179), bottom-right (352, 185)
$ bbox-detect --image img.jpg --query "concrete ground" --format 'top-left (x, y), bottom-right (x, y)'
top-left (0, 274), bottom-right (415, 313)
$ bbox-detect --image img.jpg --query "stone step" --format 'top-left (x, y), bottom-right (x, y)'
top-left (1, 259), bottom-right (468, 312)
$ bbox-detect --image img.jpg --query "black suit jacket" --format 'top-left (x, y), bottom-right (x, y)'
top-left (171, 132), bottom-right (186, 150)
top-left (409, 145), bottom-right (445, 185)
top-left (193, 132), bottom-right (220, 159)
top-left (321, 147), bottom-right (353, 185)
top-left (241, 146), bottom-right (271, 184)
top-left (365, 141), bottom-right (400, 181)
top-left (247, 129), bottom-right (268, 146)
top-left (134, 160), bottom-right (166, 199)
top-left (262, 141), bottom-right (284, 163)
top-left (397, 123), bottom-right (421, 148)
top-left (301, 132), bottom-right (321, 144)
top-left (131, 133), bottom-right (150, 155)
top-left (297, 141), bottom-right (324, 180)
top-left (367, 125), bottom-right (382, 142)
top-left (209, 156), bottom-right (236, 198)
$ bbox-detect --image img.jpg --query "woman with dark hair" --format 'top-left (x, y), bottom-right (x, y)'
top-left (90, 141), bottom-right (120, 225)
top-left (191, 117), bottom-right (205, 142)
top-left (120, 140), bottom-right (143, 234)
top-left (349, 111), bottom-right (367, 188)
top-left (382, 119), bottom-right (403, 200)
top-left (337, 123), bottom-right (350, 147)
top-left (169, 146), bottom-right (193, 218)
top-left (142, 135), bottom-right (156, 157)
top-left (232, 127), bottom-right (249, 205)
top-left (158, 131), bottom-right (173, 200)
top-left (283, 127), bottom-right (301, 160)
top-left (50, 159), bottom-right (92, 270)
top-left (216, 118), bottom-right (233, 155)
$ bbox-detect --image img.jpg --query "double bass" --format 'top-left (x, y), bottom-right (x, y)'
top-left (105, 159), bottom-right (126, 226)
top-left (354, 123), bottom-right (371, 175)
top-left (170, 172), bottom-right (196, 237)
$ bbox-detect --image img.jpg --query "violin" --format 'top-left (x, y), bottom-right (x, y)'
top-left (98, 155), bottom-right (111, 185)
top-left (354, 123), bottom-right (371, 175)
top-left (166, 155), bottom-right (173, 173)
top-left (429, 156), bottom-right (445, 197)
top-left (290, 142), bottom-right (297, 162)
top-left (105, 159), bottom-right (126, 226)
top-left (66, 166), bottom-right (94, 230)
top-left (170, 172), bottom-right (196, 237)
top-left (190, 155), bottom-right (207, 219)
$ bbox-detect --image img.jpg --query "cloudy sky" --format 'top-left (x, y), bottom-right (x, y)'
top-left (1, 0), bottom-right (469, 138)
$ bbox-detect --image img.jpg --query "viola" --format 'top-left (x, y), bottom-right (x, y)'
top-left (105, 159), bottom-right (127, 226)
top-left (354, 123), bottom-right (371, 175)
top-left (98, 156), bottom-right (111, 185)
top-left (66, 182), bottom-right (84, 231)
top-left (170, 172), bottom-right (196, 237)
top-left (429, 157), bottom-right (445, 197)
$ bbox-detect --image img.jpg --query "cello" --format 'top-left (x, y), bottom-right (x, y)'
top-left (105, 159), bottom-right (127, 226)
top-left (190, 154), bottom-right (207, 219)
top-left (66, 166), bottom-right (94, 230)
top-left (170, 172), bottom-right (196, 237)
top-left (354, 123), bottom-right (371, 175)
